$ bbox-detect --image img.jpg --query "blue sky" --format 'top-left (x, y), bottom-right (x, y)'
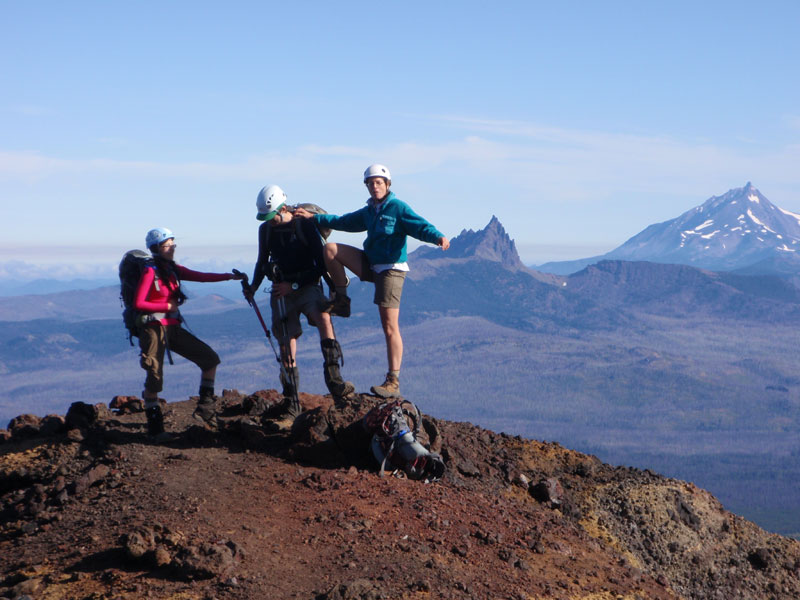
top-left (2, 1), bottom-right (799, 280)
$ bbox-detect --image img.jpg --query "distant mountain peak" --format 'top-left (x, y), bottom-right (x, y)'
top-left (447, 216), bottom-right (524, 268)
top-left (536, 182), bottom-right (800, 275)
top-left (603, 183), bottom-right (800, 271)
top-left (409, 216), bottom-right (524, 268)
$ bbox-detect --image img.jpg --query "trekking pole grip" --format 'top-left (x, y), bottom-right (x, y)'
top-left (233, 269), bottom-right (254, 306)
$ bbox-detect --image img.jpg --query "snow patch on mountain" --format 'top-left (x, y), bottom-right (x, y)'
top-left (605, 182), bottom-right (800, 270)
top-left (693, 219), bottom-right (714, 231)
top-left (747, 209), bottom-right (775, 233)
top-left (537, 182), bottom-right (800, 274)
top-left (779, 207), bottom-right (800, 225)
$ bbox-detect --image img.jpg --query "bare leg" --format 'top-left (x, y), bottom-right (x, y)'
top-left (369, 306), bottom-right (403, 398)
top-left (279, 338), bottom-right (298, 368)
top-left (379, 306), bottom-right (402, 372)
top-left (313, 311), bottom-right (335, 340)
top-left (323, 243), bottom-right (365, 285)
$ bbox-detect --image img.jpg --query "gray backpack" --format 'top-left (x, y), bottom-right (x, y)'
top-left (262, 203), bottom-right (332, 249)
top-left (361, 399), bottom-right (445, 482)
top-left (290, 203), bottom-right (332, 242)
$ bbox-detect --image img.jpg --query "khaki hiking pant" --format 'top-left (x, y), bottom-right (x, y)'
top-left (138, 322), bottom-right (220, 394)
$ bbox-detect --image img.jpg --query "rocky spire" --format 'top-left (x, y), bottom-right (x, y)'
top-left (444, 216), bottom-right (524, 268)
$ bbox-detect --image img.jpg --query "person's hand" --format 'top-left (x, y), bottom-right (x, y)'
top-left (271, 282), bottom-right (293, 298)
top-left (241, 284), bottom-right (254, 302)
top-left (438, 236), bottom-right (450, 251)
top-left (292, 207), bottom-right (312, 219)
top-left (167, 300), bottom-right (179, 312)
top-left (231, 269), bottom-right (247, 281)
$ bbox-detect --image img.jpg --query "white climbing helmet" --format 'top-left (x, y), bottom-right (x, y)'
top-left (256, 185), bottom-right (287, 221)
top-left (145, 227), bottom-right (174, 250)
top-left (363, 164), bottom-right (391, 183)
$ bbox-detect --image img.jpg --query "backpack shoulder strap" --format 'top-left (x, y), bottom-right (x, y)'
top-left (294, 218), bottom-right (307, 247)
top-left (263, 221), bottom-right (273, 253)
top-left (399, 399), bottom-right (421, 437)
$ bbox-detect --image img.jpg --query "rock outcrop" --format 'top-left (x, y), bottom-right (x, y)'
top-left (1, 392), bottom-right (799, 599)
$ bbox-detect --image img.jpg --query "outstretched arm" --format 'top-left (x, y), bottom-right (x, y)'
top-left (398, 203), bottom-right (447, 246)
top-left (175, 265), bottom-right (236, 283)
top-left (296, 207), bottom-right (369, 233)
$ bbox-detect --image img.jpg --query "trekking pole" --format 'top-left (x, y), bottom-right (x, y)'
top-left (234, 270), bottom-right (293, 391)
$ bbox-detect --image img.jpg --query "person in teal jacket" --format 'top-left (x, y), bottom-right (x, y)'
top-left (294, 164), bottom-right (449, 398)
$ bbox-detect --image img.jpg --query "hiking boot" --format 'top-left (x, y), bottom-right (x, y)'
top-left (323, 292), bottom-right (351, 318)
top-left (330, 380), bottom-right (356, 399)
top-left (280, 366), bottom-right (300, 400)
top-left (145, 404), bottom-right (176, 442)
top-left (370, 372), bottom-right (401, 398)
top-left (321, 339), bottom-right (356, 401)
top-left (145, 405), bottom-right (165, 436)
top-left (272, 397), bottom-right (302, 430)
top-left (285, 397), bottom-right (303, 418)
top-left (193, 394), bottom-right (218, 429)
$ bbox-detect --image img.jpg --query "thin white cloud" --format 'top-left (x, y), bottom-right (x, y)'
top-left (421, 116), bottom-right (800, 199)
top-left (3, 117), bottom-right (799, 191)
top-left (3, 118), bottom-right (800, 219)
top-left (0, 150), bottom-right (367, 183)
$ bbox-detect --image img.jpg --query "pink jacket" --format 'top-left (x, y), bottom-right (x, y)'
top-left (134, 264), bottom-right (232, 325)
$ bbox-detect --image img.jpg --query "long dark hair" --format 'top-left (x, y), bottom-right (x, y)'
top-left (153, 255), bottom-right (188, 305)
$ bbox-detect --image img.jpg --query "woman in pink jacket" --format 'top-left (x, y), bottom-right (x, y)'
top-left (135, 227), bottom-right (244, 436)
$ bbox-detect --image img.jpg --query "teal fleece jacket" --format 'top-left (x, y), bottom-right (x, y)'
top-left (314, 192), bottom-right (444, 265)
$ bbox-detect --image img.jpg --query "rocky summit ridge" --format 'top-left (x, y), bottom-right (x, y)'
top-left (2, 391), bottom-right (800, 599)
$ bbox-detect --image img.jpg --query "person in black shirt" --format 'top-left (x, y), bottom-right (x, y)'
top-left (246, 185), bottom-right (355, 416)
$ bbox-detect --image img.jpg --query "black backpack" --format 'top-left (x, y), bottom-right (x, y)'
top-left (262, 203), bottom-right (331, 251)
top-left (118, 250), bottom-right (153, 344)
top-left (361, 399), bottom-right (446, 482)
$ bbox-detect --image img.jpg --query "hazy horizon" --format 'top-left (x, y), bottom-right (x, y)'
top-left (0, 236), bottom-right (617, 285)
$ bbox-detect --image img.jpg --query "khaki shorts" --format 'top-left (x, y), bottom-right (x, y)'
top-left (139, 323), bottom-right (220, 393)
top-left (359, 253), bottom-right (406, 308)
top-left (373, 269), bottom-right (406, 308)
top-left (270, 283), bottom-right (326, 344)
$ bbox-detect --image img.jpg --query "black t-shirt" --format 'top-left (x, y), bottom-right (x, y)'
top-left (251, 218), bottom-right (327, 291)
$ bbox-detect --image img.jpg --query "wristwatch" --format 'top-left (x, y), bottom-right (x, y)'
top-left (291, 282), bottom-right (299, 291)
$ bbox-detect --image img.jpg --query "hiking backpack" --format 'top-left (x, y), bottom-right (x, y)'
top-left (261, 203), bottom-right (332, 252)
top-left (361, 399), bottom-right (446, 482)
top-left (118, 249), bottom-right (154, 344)
top-left (292, 203), bottom-right (332, 242)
